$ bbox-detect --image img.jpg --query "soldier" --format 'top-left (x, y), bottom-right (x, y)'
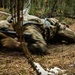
top-left (0, 15), bottom-right (75, 54)
top-left (0, 19), bottom-right (21, 49)
top-left (0, 16), bottom-right (47, 54)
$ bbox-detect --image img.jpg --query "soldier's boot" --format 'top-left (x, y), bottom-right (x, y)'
top-left (58, 24), bottom-right (75, 43)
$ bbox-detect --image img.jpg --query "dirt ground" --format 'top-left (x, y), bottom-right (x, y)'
top-left (0, 14), bottom-right (75, 75)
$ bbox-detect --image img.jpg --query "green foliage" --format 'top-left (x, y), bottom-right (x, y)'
top-left (57, 17), bottom-right (75, 25)
top-left (0, 0), bottom-right (75, 18)
top-left (29, 0), bottom-right (75, 18)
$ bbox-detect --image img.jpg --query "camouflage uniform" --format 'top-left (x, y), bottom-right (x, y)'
top-left (0, 19), bottom-right (47, 54)
top-left (46, 18), bottom-right (75, 43)
top-left (23, 24), bottom-right (47, 54)
top-left (22, 17), bottom-right (75, 54)
top-left (0, 17), bottom-right (75, 54)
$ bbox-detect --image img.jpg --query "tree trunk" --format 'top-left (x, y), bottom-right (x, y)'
top-left (0, 0), bottom-right (3, 7)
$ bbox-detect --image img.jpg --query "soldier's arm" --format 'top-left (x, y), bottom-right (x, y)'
top-left (0, 32), bottom-right (21, 48)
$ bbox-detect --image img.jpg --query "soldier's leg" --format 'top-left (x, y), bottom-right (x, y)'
top-left (58, 23), bottom-right (75, 43)
top-left (24, 26), bottom-right (47, 54)
top-left (28, 41), bottom-right (47, 54)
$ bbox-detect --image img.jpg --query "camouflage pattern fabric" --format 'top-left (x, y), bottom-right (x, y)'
top-left (0, 20), bottom-right (13, 30)
top-left (0, 17), bottom-right (75, 54)
top-left (0, 20), bottom-right (10, 28)
top-left (47, 18), bottom-right (75, 43)
top-left (23, 24), bottom-right (47, 54)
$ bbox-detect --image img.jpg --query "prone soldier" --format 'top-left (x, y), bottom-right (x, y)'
top-left (0, 15), bottom-right (75, 54)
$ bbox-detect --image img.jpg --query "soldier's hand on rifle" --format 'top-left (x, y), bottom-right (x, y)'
top-left (1, 37), bottom-right (21, 48)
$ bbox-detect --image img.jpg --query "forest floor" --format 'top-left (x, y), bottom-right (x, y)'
top-left (0, 13), bottom-right (75, 75)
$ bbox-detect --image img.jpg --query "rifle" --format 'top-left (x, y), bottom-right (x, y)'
top-left (0, 28), bottom-right (17, 38)
top-left (0, 28), bottom-right (36, 43)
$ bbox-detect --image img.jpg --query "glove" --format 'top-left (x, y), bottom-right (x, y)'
top-left (1, 37), bottom-right (21, 48)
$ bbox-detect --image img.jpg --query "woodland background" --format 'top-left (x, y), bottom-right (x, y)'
top-left (0, 0), bottom-right (75, 19)
top-left (0, 0), bottom-right (75, 75)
